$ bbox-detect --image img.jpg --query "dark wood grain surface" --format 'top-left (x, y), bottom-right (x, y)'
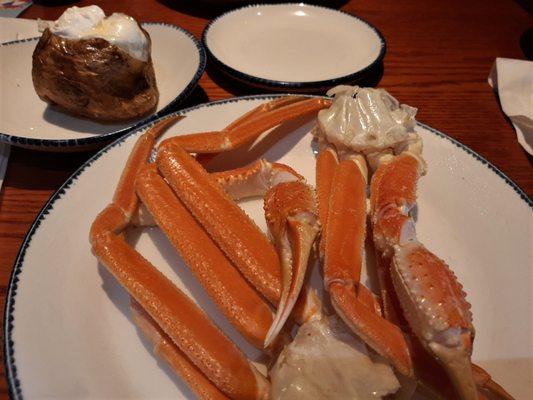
top-left (0, 0), bottom-right (531, 397)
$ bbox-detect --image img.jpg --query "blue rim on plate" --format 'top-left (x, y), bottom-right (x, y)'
top-left (202, 3), bottom-right (387, 91)
top-left (3, 94), bottom-right (531, 399)
top-left (0, 22), bottom-right (206, 150)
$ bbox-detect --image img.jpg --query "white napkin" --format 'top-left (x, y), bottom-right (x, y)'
top-left (488, 58), bottom-right (533, 155)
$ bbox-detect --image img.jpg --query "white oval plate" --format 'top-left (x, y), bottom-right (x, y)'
top-left (0, 23), bottom-right (205, 151)
top-left (203, 4), bottom-right (385, 90)
top-left (4, 96), bottom-right (531, 399)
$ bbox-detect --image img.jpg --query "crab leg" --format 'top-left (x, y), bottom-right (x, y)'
top-left (262, 179), bottom-right (320, 346)
top-left (371, 153), bottom-right (477, 399)
top-left (130, 300), bottom-right (230, 400)
top-left (320, 154), bottom-right (414, 377)
top-left (212, 160), bottom-right (324, 327)
top-left (112, 117), bottom-right (181, 214)
top-left (316, 145), bottom-right (338, 258)
top-left (315, 147), bottom-right (383, 314)
top-left (164, 97), bottom-right (331, 154)
top-left (158, 142), bottom-right (277, 302)
top-left (90, 120), bottom-right (269, 400)
top-left (91, 232), bottom-right (268, 399)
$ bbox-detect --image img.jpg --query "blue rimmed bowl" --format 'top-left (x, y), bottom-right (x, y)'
top-left (202, 3), bottom-right (386, 91)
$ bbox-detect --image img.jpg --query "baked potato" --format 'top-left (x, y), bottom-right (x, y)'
top-left (32, 21), bottom-right (158, 122)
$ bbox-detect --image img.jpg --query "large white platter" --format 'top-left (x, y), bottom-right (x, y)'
top-left (202, 4), bottom-right (385, 90)
top-left (0, 22), bottom-right (205, 151)
top-left (4, 96), bottom-right (532, 399)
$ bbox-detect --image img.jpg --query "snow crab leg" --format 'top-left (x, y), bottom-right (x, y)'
top-left (130, 299), bottom-right (229, 400)
top-left (370, 152), bottom-right (513, 400)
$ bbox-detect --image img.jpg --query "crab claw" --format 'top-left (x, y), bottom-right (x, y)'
top-left (370, 152), bottom-right (482, 399)
top-left (211, 159), bottom-right (320, 346)
top-left (263, 180), bottom-right (320, 347)
top-left (392, 241), bottom-right (476, 399)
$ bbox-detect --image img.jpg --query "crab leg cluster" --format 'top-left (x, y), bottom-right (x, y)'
top-left (317, 147), bottom-right (413, 377)
top-left (315, 88), bottom-right (513, 399)
top-left (90, 120), bottom-right (264, 399)
top-left (90, 93), bottom-right (514, 400)
top-left (90, 97), bottom-right (331, 399)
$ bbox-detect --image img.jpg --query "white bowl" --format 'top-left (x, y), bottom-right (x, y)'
top-left (203, 3), bottom-right (386, 90)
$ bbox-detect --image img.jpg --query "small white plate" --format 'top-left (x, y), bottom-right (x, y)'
top-left (203, 4), bottom-right (385, 90)
top-left (4, 96), bottom-right (531, 399)
top-left (0, 23), bottom-right (205, 151)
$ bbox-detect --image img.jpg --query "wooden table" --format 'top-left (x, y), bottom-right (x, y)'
top-left (0, 0), bottom-right (531, 396)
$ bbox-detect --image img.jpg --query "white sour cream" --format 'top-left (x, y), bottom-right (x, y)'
top-left (270, 316), bottom-right (400, 399)
top-left (41, 5), bottom-right (149, 61)
top-left (315, 86), bottom-right (419, 155)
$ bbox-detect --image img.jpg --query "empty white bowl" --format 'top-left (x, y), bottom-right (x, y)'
top-left (203, 3), bottom-right (386, 90)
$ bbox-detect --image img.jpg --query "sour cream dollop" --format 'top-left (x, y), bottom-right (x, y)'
top-left (270, 317), bottom-right (400, 400)
top-left (40, 5), bottom-right (149, 61)
top-left (315, 86), bottom-right (419, 156)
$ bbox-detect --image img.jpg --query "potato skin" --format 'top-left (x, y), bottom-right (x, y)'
top-left (32, 28), bottom-right (159, 122)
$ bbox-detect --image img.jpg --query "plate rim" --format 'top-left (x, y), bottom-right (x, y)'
top-left (201, 3), bottom-right (387, 89)
top-left (0, 22), bottom-right (206, 150)
top-left (3, 94), bottom-right (531, 399)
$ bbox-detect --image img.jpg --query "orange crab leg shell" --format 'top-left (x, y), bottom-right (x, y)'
top-left (323, 157), bottom-right (413, 377)
top-left (162, 97), bottom-right (331, 154)
top-left (356, 283), bottom-right (383, 316)
top-left (92, 232), bottom-right (268, 400)
top-left (130, 300), bottom-right (230, 400)
top-left (316, 145), bottom-right (339, 258)
top-left (157, 142), bottom-right (282, 305)
top-left (113, 116), bottom-right (183, 220)
top-left (135, 163), bottom-right (279, 350)
top-left (329, 284), bottom-right (413, 377)
top-left (323, 159), bottom-right (366, 286)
